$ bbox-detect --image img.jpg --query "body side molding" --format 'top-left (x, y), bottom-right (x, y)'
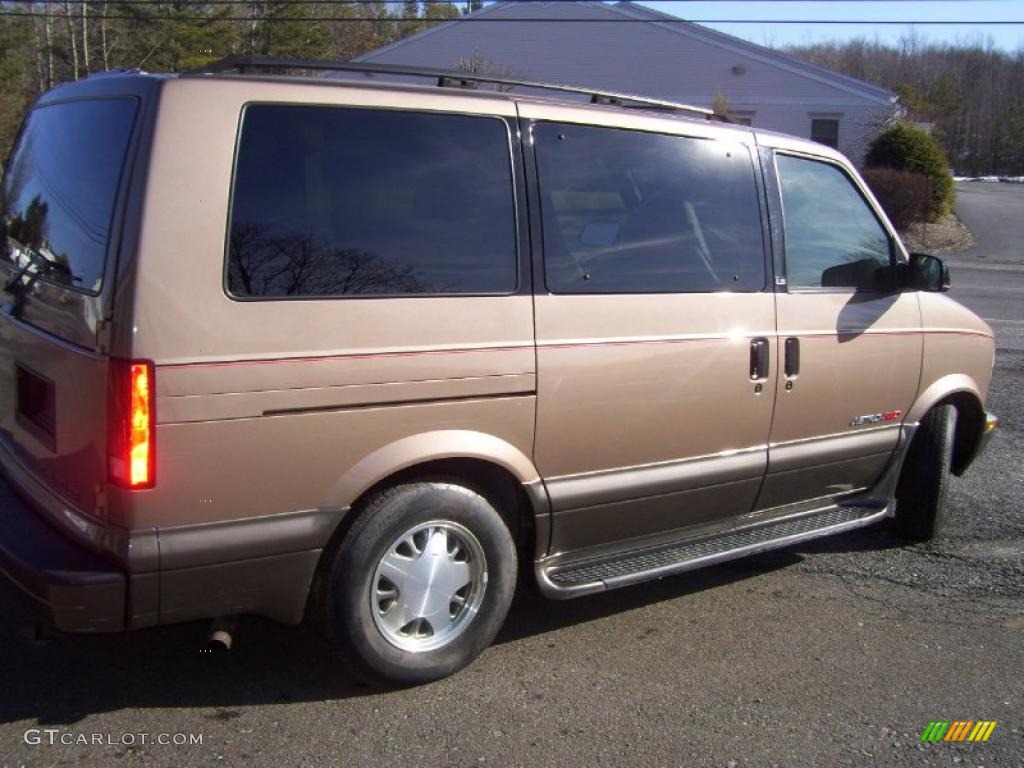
top-left (544, 447), bottom-right (766, 513)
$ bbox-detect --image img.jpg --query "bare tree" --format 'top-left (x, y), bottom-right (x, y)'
top-left (100, 1), bottom-right (110, 70)
top-left (44, 6), bottom-right (54, 86)
top-left (31, 13), bottom-right (45, 93)
top-left (787, 37), bottom-right (1024, 174)
top-left (81, 0), bottom-right (90, 75)
top-left (63, 1), bottom-right (79, 80)
top-left (456, 50), bottom-right (518, 91)
top-left (711, 89), bottom-right (730, 118)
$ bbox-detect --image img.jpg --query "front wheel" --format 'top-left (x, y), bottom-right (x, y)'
top-left (318, 481), bottom-right (517, 686)
top-left (893, 404), bottom-right (957, 542)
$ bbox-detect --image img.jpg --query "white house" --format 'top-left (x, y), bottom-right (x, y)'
top-left (357, 1), bottom-right (901, 164)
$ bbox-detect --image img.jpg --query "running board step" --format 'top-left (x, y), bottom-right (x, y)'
top-left (539, 504), bottom-right (890, 597)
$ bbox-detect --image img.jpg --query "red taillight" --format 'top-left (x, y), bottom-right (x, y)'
top-left (108, 359), bottom-right (155, 490)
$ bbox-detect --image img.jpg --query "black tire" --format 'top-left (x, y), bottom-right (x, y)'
top-left (893, 404), bottom-right (957, 542)
top-left (318, 481), bottom-right (517, 686)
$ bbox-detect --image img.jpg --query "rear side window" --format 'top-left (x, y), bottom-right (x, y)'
top-left (1, 98), bottom-right (138, 294)
top-left (227, 105), bottom-right (517, 298)
top-left (776, 154), bottom-right (892, 291)
top-left (534, 123), bottom-right (765, 294)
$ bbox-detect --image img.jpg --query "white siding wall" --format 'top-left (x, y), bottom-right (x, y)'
top-left (726, 102), bottom-right (893, 165)
top-left (360, 2), bottom-right (896, 165)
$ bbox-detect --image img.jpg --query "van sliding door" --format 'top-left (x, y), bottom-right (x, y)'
top-left (523, 108), bottom-right (776, 560)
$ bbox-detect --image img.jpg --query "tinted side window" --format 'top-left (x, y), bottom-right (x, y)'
top-left (776, 154), bottom-right (892, 290)
top-left (532, 123), bottom-right (765, 294)
top-left (1, 99), bottom-right (138, 294)
top-left (228, 106), bottom-right (517, 298)
top-left (534, 123), bottom-right (765, 294)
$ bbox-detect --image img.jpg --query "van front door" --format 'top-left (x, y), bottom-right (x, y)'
top-left (524, 113), bottom-right (776, 560)
top-left (755, 151), bottom-right (922, 512)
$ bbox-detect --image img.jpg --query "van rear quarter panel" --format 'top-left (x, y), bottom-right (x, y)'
top-left (126, 79), bottom-right (536, 530)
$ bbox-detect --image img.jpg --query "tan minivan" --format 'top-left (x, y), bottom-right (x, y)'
top-left (0, 57), bottom-right (998, 685)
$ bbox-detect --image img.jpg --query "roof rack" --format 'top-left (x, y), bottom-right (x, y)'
top-left (190, 55), bottom-right (725, 122)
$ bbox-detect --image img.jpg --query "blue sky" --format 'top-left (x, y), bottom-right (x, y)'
top-left (634, 1), bottom-right (1024, 51)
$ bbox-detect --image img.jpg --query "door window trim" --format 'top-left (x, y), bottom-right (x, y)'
top-left (769, 148), bottom-right (907, 295)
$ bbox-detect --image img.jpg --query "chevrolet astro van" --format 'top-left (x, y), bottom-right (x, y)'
top-left (0, 57), bottom-right (998, 685)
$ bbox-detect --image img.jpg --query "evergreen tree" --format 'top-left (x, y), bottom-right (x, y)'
top-left (240, 2), bottom-right (329, 59)
top-left (423, 2), bottom-right (459, 22)
top-left (122, 2), bottom-right (234, 71)
top-left (0, 10), bottom-right (35, 175)
top-left (399, 1), bottom-right (423, 38)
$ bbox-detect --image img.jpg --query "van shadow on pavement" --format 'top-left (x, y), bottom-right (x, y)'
top-left (0, 524), bottom-right (900, 726)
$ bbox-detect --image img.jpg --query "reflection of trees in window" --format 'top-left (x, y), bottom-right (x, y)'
top-left (7, 194), bottom-right (50, 251)
top-left (228, 222), bottom-right (439, 297)
top-left (2, 142), bottom-right (35, 266)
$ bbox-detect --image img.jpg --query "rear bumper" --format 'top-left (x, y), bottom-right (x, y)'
top-left (0, 472), bottom-right (126, 632)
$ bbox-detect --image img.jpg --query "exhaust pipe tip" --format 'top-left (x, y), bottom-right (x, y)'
top-left (206, 629), bottom-right (233, 652)
top-left (203, 617), bottom-right (238, 652)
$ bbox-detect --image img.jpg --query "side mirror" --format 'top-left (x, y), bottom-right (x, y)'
top-left (903, 252), bottom-right (950, 292)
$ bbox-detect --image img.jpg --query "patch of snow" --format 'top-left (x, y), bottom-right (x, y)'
top-left (954, 175), bottom-right (1024, 183)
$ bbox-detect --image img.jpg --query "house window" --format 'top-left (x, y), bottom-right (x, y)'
top-left (729, 112), bottom-right (754, 126)
top-left (810, 118), bottom-right (840, 149)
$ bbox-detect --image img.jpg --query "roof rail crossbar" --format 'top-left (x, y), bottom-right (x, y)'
top-left (190, 55), bottom-right (724, 121)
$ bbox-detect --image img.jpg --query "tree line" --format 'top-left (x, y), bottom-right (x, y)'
top-left (1, 5), bottom-right (1021, 175)
top-left (0, 0), bottom-right (482, 167)
top-left (786, 35), bottom-right (1024, 175)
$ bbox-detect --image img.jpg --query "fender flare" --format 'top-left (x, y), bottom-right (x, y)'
top-left (905, 373), bottom-right (987, 476)
top-left (324, 429), bottom-right (542, 511)
top-left (905, 373), bottom-right (983, 425)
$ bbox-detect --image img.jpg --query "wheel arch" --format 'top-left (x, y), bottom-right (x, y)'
top-left (306, 432), bottom-right (549, 630)
top-left (905, 374), bottom-right (986, 477)
top-left (323, 430), bottom-right (549, 556)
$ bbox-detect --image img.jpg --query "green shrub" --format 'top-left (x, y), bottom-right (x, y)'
top-left (865, 123), bottom-right (954, 220)
top-left (862, 168), bottom-right (932, 229)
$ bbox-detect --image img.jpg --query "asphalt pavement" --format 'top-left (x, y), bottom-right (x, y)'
top-left (950, 182), bottom-right (1024, 265)
top-left (0, 183), bottom-right (1021, 768)
top-left (948, 182), bottom-right (1024, 351)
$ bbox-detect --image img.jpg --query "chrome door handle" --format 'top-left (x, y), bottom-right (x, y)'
top-left (749, 338), bottom-right (769, 380)
top-left (785, 337), bottom-right (800, 377)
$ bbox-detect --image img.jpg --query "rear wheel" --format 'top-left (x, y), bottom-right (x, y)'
top-left (319, 481), bottom-right (517, 686)
top-left (894, 404), bottom-right (957, 542)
